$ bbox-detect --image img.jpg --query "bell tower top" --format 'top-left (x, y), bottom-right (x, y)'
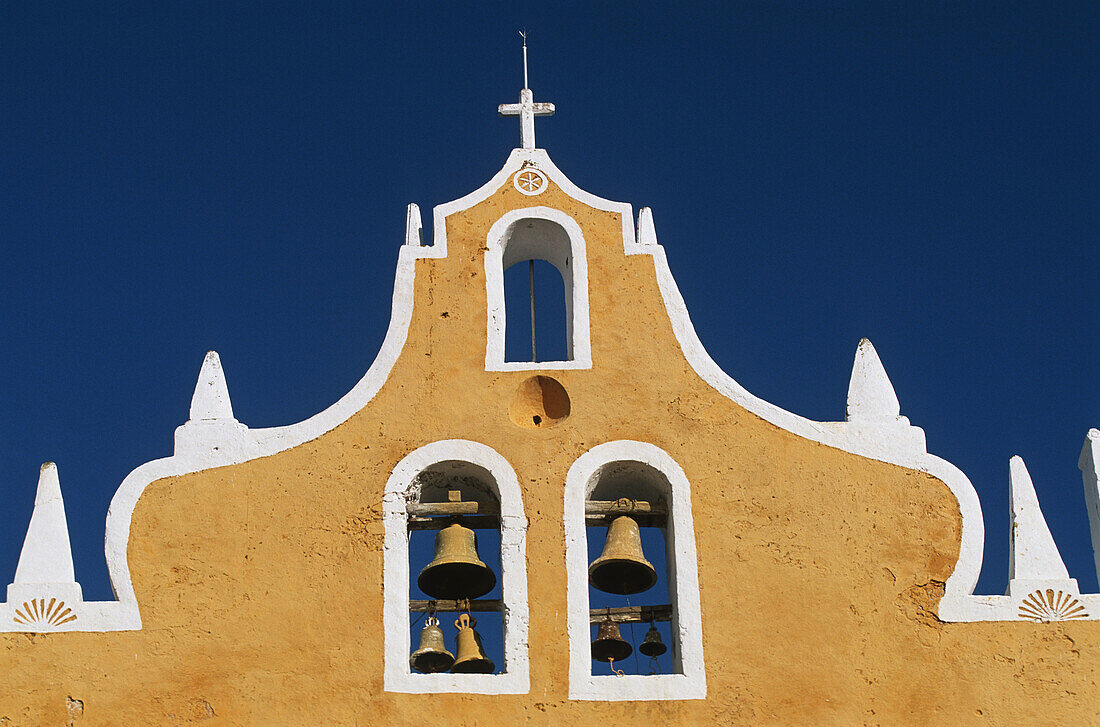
top-left (497, 31), bottom-right (555, 150)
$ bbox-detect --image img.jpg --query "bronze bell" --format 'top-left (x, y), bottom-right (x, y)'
top-left (638, 623), bottom-right (667, 657)
top-left (591, 618), bottom-right (632, 663)
top-left (410, 616), bottom-right (455, 673)
top-left (588, 515), bottom-right (658, 595)
top-left (450, 613), bottom-right (495, 673)
top-left (417, 523), bottom-right (497, 600)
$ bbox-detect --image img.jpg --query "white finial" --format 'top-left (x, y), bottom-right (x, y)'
top-left (1007, 456), bottom-right (1074, 596)
top-left (1079, 428), bottom-right (1100, 582)
top-left (175, 351), bottom-right (256, 461)
top-left (636, 207), bottom-right (658, 246)
top-left (404, 203), bottom-right (422, 246)
top-left (8, 463), bottom-right (82, 604)
top-left (189, 351), bottom-right (234, 421)
top-left (846, 339), bottom-right (901, 420)
top-left (498, 32), bottom-right (555, 150)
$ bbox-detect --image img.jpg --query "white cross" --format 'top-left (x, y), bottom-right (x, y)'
top-left (498, 33), bottom-right (554, 149)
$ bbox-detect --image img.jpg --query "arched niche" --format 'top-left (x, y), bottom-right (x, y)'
top-left (382, 440), bottom-right (529, 695)
top-left (484, 207), bottom-right (592, 370)
top-left (564, 441), bottom-right (706, 701)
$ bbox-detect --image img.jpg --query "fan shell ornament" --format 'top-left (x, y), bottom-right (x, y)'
top-left (1017, 589), bottom-right (1089, 622)
top-left (12, 598), bottom-right (78, 630)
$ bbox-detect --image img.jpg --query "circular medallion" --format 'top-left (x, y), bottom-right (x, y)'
top-left (512, 168), bottom-right (548, 196)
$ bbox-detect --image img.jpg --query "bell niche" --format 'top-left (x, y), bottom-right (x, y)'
top-left (585, 461), bottom-right (677, 677)
top-left (405, 461), bottom-right (504, 676)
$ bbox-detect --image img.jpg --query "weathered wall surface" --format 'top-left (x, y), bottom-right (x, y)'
top-left (1, 179), bottom-right (1097, 726)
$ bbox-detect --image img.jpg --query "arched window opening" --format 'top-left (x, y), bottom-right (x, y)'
top-left (485, 208), bottom-right (591, 371)
top-left (585, 463), bottom-right (675, 677)
top-left (407, 462), bottom-right (504, 675)
top-left (501, 218), bottom-right (573, 363)
top-left (565, 442), bottom-right (705, 701)
top-left (383, 442), bottom-right (529, 695)
top-left (503, 258), bottom-right (569, 363)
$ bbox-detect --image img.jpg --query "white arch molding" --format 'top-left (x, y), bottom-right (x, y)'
top-left (382, 440), bottom-right (530, 695)
top-left (484, 206), bottom-right (592, 371)
top-left (564, 441), bottom-right (706, 701)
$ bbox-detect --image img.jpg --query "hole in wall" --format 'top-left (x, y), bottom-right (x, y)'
top-left (509, 376), bottom-right (570, 429)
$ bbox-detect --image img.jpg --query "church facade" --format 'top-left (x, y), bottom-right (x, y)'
top-left (2, 83), bottom-right (1099, 725)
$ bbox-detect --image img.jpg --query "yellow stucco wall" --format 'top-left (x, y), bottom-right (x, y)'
top-left (1, 173), bottom-right (1097, 726)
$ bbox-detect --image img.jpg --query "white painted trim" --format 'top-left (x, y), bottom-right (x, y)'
top-left (484, 207), bottom-right (592, 370)
top-left (5, 146), bottom-right (1086, 633)
top-left (565, 441), bottom-right (705, 701)
top-left (382, 440), bottom-right (529, 695)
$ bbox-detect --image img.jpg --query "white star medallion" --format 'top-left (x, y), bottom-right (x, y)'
top-left (513, 168), bottom-right (548, 195)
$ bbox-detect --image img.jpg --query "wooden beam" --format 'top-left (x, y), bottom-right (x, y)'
top-left (585, 500), bottom-right (667, 516)
top-left (409, 599), bottom-right (502, 613)
top-left (588, 604), bottom-right (672, 625)
top-left (407, 514), bottom-right (500, 531)
top-left (585, 500), bottom-right (667, 527)
top-left (407, 501), bottom-right (500, 517)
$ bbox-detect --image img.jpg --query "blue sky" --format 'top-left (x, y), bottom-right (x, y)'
top-left (1, 1), bottom-right (1097, 612)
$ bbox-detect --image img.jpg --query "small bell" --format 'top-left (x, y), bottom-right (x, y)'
top-left (591, 618), bottom-right (632, 663)
top-left (451, 613), bottom-right (495, 674)
top-left (418, 523), bottom-right (497, 600)
top-left (638, 623), bottom-right (667, 657)
top-left (588, 515), bottom-right (658, 595)
top-left (410, 616), bottom-right (455, 673)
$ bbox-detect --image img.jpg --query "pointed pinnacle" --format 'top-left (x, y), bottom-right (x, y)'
top-left (1009, 455), bottom-right (1070, 582)
top-left (405, 203), bottom-right (423, 247)
top-left (846, 338), bottom-right (901, 421)
top-left (636, 207), bottom-right (658, 246)
top-left (13, 462), bottom-right (76, 585)
top-left (34, 462), bottom-right (62, 506)
top-left (189, 351), bottom-right (234, 421)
